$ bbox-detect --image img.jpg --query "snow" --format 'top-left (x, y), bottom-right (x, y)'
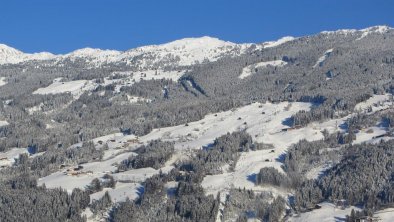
top-left (122, 36), bottom-right (247, 67)
top-left (357, 25), bottom-right (392, 40)
top-left (201, 95), bottom-right (394, 198)
top-left (262, 36), bottom-right (295, 48)
top-left (374, 208), bottom-right (394, 221)
top-left (27, 103), bottom-right (44, 114)
top-left (36, 94), bottom-right (394, 220)
top-left (239, 60), bottom-right (287, 79)
top-left (38, 101), bottom-right (311, 194)
top-left (90, 182), bottom-right (142, 203)
top-left (113, 167), bottom-right (161, 182)
top-left (0, 120), bottom-right (8, 127)
top-left (38, 150), bottom-right (137, 192)
top-left (62, 48), bottom-right (121, 66)
top-left (321, 29), bottom-right (357, 35)
top-left (106, 69), bottom-right (186, 93)
top-left (33, 79), bottom-right (96, 98)
top-left (0, 44), bottom-right (55, 65)
top-left (40, 36), bottom-right (250, 68)
top-left (0, 148), bottom-right (28, 167)
top-left (352, 126), bottom-right (388, 144)
top-left (313, 48), bottom-right (334, 68)
top-left (0, 26), bottom-right (392, 66)
top-left (0, 77), bottom-right (6, 86)
top-left (353, 94), bottom-right (391, 111)
top-left (126, 95), bottom-right (152, 104)
top-left (38, 171), bottom-right (96, 192)
top-left (137, 102), bottom-right (312, 152)
top-left (288, 202), bottom-right (361, 222)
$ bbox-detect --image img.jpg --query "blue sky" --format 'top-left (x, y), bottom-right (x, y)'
top-left (0, 0), bottom-right (393, 54)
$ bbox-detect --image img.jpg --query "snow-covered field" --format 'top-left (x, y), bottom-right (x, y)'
top-left (33, 78), bottom-right (96, 98)
top-left (38, 151), bottom-right (137, 192)
top-left (0, 147), bottom-right (44, 167)
top-left (106, 69), bottom-right (186, 93)
top-left (354, 94), bottom-right (392, 111)
top-left (90, 182), bottom-right (142, 203)
top-left (374, 208), bottom-right (394, 221)
top-left (239, 60), bottom-right (287, 79)
top-left (0, 148), bottom-right (28, 167)
top-left (288, 202), bottom-right (361, 222)
top-left (290, 203), bottom-right (394, 222)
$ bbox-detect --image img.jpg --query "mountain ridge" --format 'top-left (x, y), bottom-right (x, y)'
top-left (0, 25), bottom-right (392, 66)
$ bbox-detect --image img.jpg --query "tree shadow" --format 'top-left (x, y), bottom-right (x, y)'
top-left (247, 173), bottom-right (257, 183)
top-left (167, 187), bottom-right (177, 197)
top-left (378, 117), bottom-right (390, 128)
top-left (276, 153), bottom-right (287, 163)
top-left (282, 117), bottom-right (294, 127)
top-left (202, 142), bottom-right (215, 151)
top-left (338, 122), bottom-right (348, 131)
top-left (136, 186), bottom-right (145, 197)
top-left (334, 216), bottom-right (347, 221)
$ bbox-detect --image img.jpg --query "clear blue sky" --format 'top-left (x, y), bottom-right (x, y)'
top-left (0, 0), bottom-right (393, 54)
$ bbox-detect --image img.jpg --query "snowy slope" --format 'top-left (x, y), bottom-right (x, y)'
top-left (288, 202), bottom-right (361, 222)
top-left (33, 78), bottom-right (97, 98)
top-left (321, 25), bottom-right (392, 40)
top-left (32, 94), bottom-right (394, 221)
top-left (261, 36), bottom-right (295, 48)
top-left (239, 60), bottom-right (287, 79)
top-left (313, 48), bottom-right (334, 68)
top-left (357, 25), bottom-right (392, 40)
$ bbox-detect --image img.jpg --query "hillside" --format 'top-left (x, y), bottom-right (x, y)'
top-left (1, 26), bottom-right (394, 222)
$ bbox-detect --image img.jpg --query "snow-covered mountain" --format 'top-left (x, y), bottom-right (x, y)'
top-left (0, 25), bottom-right (392, 67)
top-left (0, 44), bottom-right (55, 65)
top-left (0, 35), bottom-right (294, 68)
top-left (0, 37), bottom-right (252, 67)
top-left (321, 25), bottom-right (392, 37)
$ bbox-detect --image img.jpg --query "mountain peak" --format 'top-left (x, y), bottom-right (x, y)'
top-left (0, 44), bottom-right (23, 55)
